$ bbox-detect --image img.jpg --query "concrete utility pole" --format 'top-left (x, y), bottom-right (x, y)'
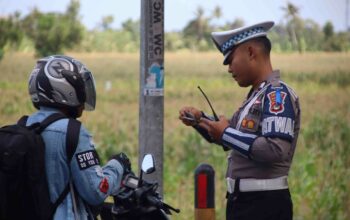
top-left (139, 0), bottom-right (164, 195)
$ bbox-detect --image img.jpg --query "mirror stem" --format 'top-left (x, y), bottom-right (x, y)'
top-left (138, 170), bottom-right (143, 188)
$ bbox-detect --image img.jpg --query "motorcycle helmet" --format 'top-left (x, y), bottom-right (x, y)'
top-left (28, 55), bottom-right (96, 112)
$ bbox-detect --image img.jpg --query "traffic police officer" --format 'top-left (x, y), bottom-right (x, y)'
top-left (179, 21), bottom-right (300, 220)
top-left (27, 55), bottom-right (131, 219)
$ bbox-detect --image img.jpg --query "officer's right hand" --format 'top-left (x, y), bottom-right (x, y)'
top-left (110, 153), bottom-right (132, 174)
top-left (179, 106), bottom-right (202, 126)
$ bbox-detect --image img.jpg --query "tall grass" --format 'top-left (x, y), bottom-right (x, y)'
top-left (0, 52), bottom-right (349, 219)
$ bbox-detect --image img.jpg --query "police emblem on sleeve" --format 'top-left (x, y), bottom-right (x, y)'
top-left (267, 91), bottom-right (287, 115)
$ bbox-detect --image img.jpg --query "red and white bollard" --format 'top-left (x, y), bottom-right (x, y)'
top-left (194, 163), bottom-right (215, 220)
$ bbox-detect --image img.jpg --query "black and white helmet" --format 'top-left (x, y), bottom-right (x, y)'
top-left (28, 55), bottom-right (96, 111)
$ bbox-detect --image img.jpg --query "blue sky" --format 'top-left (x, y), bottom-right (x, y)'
top-left (0, 0), bottom-right (348, 31)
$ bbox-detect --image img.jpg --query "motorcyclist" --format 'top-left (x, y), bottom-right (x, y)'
top-left (26, 55), bottom-right (131, 219)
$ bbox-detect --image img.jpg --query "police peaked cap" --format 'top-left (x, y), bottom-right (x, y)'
top-left (211, 21), bottom-right (274, 65)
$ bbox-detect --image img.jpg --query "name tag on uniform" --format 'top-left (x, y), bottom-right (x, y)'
top-left (262, 116), bottom-right (295, 137)
top-left (76, 150), bottom-right (100, 170)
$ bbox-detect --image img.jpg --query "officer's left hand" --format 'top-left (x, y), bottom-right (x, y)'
top-left (198, 116), bottom-right (230, 142)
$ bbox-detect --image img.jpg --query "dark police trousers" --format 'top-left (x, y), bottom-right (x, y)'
top-left (226, 187), bottom-right (293, 220)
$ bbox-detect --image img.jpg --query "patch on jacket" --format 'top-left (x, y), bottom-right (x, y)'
top-left (75, 150), bottom-right (100, 170)
top-left (99, 177), bottom-right (109, 194)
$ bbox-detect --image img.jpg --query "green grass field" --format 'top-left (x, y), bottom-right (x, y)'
top-left (1, 52), bottom-right (350, 219)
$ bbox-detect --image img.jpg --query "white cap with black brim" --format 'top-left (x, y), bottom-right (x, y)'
top-left (211, 21), bottom-right (275, 65)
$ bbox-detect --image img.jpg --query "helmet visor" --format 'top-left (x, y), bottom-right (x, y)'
top-left (82, 70), bottom-right (96, 111)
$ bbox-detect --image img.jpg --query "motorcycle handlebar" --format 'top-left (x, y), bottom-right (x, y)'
top-left (111, 162), bottom-right (180, 218)
top-left (146, 194), bottom-right (163, 207)
top-left (146, 195), bottom-right (180, 214)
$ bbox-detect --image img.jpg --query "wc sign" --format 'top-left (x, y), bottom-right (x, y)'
top-left (148, 0), bottom-right (163, 60)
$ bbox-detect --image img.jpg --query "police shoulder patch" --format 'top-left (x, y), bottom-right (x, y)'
top-left (267, 90), bottom-right (287, 115)
top-left (75, 150), bottom-right (100, 170)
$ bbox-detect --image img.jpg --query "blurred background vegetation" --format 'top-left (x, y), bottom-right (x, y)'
top-left (0, 0), bottom-right (350, 220)
top-left (0, 1), bottom-right (350, 59)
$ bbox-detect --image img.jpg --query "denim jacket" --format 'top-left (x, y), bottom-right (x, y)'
top-left (27, 107), bottom-right (124, 220)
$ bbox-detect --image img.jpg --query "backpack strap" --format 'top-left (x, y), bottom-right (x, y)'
top-left (50, 118), bottom-right (81, 218)
top-left (66, 119), bottom-right (81, 163)
top-left (17, 113), bottom-right (66, 132)
top-left (17, 115), bottom-right (29, 126)
top-left (36, 113), bottom-right (67, 133)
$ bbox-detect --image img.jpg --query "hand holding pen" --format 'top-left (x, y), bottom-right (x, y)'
top-left (179, 86), bottom-right (219, 126)
top-left (179, 107), bottom-right (202, 126)
top-left (179, 86), bottom-right (230, 142)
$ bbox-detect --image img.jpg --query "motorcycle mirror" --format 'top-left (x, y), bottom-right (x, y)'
top-left (141, 154), bottom-right (155, 174)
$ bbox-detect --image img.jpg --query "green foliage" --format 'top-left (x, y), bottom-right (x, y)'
top-left (164, 32), bottom-right (186, 51)
top-left (3, 2), bottom-right (349, 54)
top-left (182, 6), bottom-right (212, 50)
top-left (324, 21), bottom-right (334, 40)
top-left (21, 0), bottom-right (84, 57)
top-left (323, 32), bottom-right (350, 52)
top-left (0, 12), bottom-right (23, 60)
top-left (100, 15), bottom-right (114, 31)
top-left (321, 20), bottom-right (350, 51)
top-left (78, 30), bottom-right (138, 52)
top-left (294, 114), bottom-right (350, 219)
top-left (302, 19), bottom-right (324, 51)
top-left (284, 71), bottom-right (350, 88)
top-left (121, 18), bottom-right (140, 42)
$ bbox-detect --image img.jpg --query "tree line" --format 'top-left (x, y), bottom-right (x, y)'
top-left (0, 0), bottom-right (349, 60)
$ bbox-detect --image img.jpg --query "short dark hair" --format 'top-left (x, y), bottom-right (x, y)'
top-left (251, 36), bottom-right (271, 55)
